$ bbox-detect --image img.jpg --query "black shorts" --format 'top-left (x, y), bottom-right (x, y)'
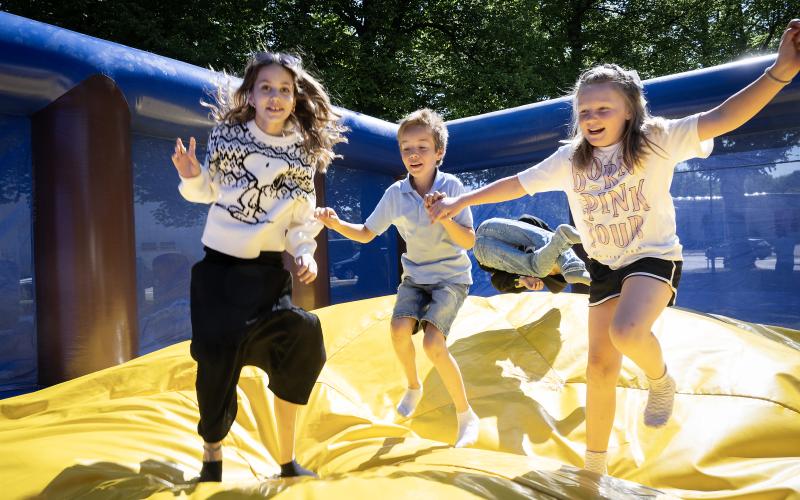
top-left (189, 247), bottom-right (326, 442)
top-left (587, 257), bottom-right (682, 307)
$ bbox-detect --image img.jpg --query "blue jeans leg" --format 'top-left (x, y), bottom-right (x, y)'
top-left (475, 218), bottom-right (572, 278)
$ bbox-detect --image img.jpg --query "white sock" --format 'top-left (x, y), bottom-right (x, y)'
top-left (454, 407), bottom-right (480, 448)
top-left (644, 368), bottom-right (676, 428)
top-left (396, 387), bottom-right (423, 417)
top-left (584, 450), bottom-right (608, 474)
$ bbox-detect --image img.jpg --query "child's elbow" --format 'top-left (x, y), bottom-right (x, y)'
top-left (462, 233), bottom-right (476, 250)
top-left (359, 228), bottom-right (377, 244)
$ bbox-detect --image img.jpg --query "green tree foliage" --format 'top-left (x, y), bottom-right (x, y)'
top-left (1, 0), bottom-right (793, 120)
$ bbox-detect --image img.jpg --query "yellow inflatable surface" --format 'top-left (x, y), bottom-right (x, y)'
top-left (1, 293), bottom-right (799, 499)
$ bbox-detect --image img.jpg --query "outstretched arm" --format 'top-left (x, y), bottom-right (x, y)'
top-left (315, 207), bottom-right (377, 244)
top-left (429, 176), bottom-right (527, 222)
top-left (698, 19), bottom-right (800, 142)
top-left (423, 191), bottom-right (475, 249)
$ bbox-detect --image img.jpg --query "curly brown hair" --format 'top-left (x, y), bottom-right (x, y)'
top-left (205, 51), bottom-right (348, 172)
top-left (569, 64), bottom-right (665, 172)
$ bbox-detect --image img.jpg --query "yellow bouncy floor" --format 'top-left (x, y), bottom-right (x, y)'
top-left (1, 293), bottom-right (799, 499)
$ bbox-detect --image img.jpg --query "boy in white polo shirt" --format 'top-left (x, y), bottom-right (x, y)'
top-left (316, 108), bottom-right (480, 448)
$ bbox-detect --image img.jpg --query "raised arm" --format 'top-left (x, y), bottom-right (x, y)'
top-left (429, 176), bottom-right (527, 222)
top-left (315, 207), bottom-right (377, 244)
top-left (698, 19), bottom-right (800, 142)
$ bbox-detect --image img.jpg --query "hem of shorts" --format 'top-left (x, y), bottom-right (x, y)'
top-left (392, 313), bottom-right (420, 321)
top-left (622, 270), bottom-right (677, 296)
top-left (392, 314), bottom-right (451, 337)
top-left (421, 318), bottom-right (450, 337)
top-left (589, 265), bottom-right (678, 307)
top-left (269, 382), bottom-right (310, 406)
top-left (588, 293), bottom-right (620, 307)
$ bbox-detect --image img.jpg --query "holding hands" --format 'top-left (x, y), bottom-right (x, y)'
top-left (314, 207), bottom-right (341, 229)
top-left (423, 191), bottom-right (446, 211)
top-left (428, 194), bottom-right (464, 223)
top-left (171, 137), bottom-right (201, 178)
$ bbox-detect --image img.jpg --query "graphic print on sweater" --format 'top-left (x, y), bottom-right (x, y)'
top-left (211, 124), bottom-right (315, 225)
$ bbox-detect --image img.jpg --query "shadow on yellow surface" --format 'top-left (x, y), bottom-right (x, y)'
top-left (1, 293), bottom-right (798, 499)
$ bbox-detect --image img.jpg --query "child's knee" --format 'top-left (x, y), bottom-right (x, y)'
top-left (608, 319), bottom-right (648, 348)
top-left (586, 353), bottom-right (621, 383)
top-left (390, 317), bottom-right (416, 339)
top-left (476, 218), bottom-right (505, 238)
top-left (422, 326), bottom-right (448, 360)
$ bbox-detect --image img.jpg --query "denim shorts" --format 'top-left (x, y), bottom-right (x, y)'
top-left (392, 277), bottom-right (470, 337)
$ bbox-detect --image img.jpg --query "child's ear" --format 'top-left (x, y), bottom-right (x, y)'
top-left (435, 148), bottom-right (444, 162)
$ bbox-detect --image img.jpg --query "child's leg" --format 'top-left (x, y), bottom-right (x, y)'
top-left (274, 397), bottom-right (299, 464)
top-left (475, 218), bottom-right (575, 278)
top-left (391, 317), bottom-right (422, 390)
top-left (421, 282), bottom-right (479, 447)
top-left (191, 342), bottom-right (244, 481)
top-left (392, 317), bottom-right (424, 417)
top-left (585, 298), bottom-right (623, 474)
top-left (422, 323), bottom-right (479, 448)
top-left (274, 397), bottom-right (317, 477)
top-left (610, 276), bottom-right (676, 427)
top-left (244, 302), bottom-right (325, 478)
top-left (610, 276), bottom-right (672, 379)
top-left (391, 279), bottom-right (427, 416)
top-left (422, 324), bottom-right (469, 413)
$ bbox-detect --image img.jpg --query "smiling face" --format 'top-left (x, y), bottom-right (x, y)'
top-left (248, 64), bottom-right (296, 135)
top-left (576, 82), bottom-right (633, 147)
top-left (398, 124), bottom-right (443, 185)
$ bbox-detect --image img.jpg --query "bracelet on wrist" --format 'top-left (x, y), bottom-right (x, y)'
top-left (765, 67), bottom-right (792, 85)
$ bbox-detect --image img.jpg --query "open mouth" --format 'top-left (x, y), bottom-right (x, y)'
top-left (409, 162), bottom-right (423, 169)
top-left (588, 127), bottom-right (605, 135)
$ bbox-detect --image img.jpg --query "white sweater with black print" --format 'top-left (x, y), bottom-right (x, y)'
top-left (179, 120), bottom-right (322, 259)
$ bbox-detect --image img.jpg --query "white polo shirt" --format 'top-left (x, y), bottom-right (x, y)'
top-left (365, 169), bottom-right (473, 284)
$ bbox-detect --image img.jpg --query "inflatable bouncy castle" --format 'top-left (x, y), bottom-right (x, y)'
top-left (1, 11), bottom-right (799, 499)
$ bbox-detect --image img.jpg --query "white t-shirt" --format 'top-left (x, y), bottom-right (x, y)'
top-left (517, 114), bottom-right (713, 269)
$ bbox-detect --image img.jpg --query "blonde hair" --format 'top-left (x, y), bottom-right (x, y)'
top-left (397, 108), bottom-right (449, 167)
top-left (570, 64), bottom-right (665, 171)
top-left (205, 51), bottom-right (348, 172)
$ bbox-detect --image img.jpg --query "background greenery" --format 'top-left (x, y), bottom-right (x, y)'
top-left (0, 0), bottom-right (793, 121)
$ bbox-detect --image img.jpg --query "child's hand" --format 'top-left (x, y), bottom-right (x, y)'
top-left (772, 19), bottom-right (800, 81)
top-left (171, 137), bottom-right (201, 178)
top-left (314, 207), bottom-right (340, 229)
top-left (424, 191), bottom-right (446, 210)
top-left (517, 276), bottom-right (544, 291)
top-left (429, 196), bottom-right (461, 222)
top-left (294, 253), bottom-right (318, 284)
